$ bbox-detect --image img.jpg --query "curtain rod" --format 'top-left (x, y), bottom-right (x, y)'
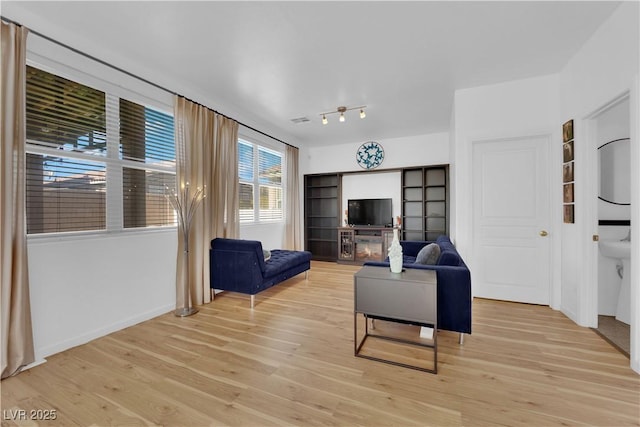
top-left (1, 15), bottom-right (297, 150)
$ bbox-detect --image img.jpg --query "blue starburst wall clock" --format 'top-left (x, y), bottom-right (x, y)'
top-left (356, 141), bottom-right (384, 170)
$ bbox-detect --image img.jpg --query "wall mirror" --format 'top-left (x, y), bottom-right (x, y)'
top-left (598, 138), bottom-right (631, 205)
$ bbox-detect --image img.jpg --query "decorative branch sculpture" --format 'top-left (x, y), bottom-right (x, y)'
top-left (166, 182), bottom-right (206, 317)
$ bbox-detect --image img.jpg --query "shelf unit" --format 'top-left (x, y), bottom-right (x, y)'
top-left (401, 166), bottom-right (449, 241)
top-left (304, 173), bottom-right (341, 261)
top-left (304, 165), bottom-right (450, 261)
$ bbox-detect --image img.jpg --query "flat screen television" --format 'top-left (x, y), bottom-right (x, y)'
top-left (348, 198), bottom-right (392, 227)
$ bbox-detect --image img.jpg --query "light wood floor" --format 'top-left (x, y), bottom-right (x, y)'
top-left (2, 261), bottom-right (639, 426)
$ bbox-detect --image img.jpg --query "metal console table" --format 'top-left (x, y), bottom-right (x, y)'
top-left (354, 266), bottom-right (438, 373)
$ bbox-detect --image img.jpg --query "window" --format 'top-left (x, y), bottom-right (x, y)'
top-left (25, 66), bottom-right (176, 235)
top-left (119, 99), bottom-right (176, 228)
top-left (238, 139), bottom-right (283, 223)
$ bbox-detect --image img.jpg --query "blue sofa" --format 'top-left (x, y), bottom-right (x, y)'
top-left (364, 235), bottom-right (472, 339)
top-left (210, 238), bottom-right (312, 307)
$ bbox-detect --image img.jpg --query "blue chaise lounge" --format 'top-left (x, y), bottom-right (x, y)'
top-left (210, 238), bottom-right (312, 308)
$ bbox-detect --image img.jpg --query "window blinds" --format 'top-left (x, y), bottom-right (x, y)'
top-left (25, 65), bottom-right (177, 234)
top-left (26, 66), bottom-right (107, 154)
top-left (238, 139), bottom-right (283, 223)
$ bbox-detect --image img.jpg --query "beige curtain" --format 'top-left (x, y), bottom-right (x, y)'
top-left (283, 145), bottom-right (302, 250)
top-left (174, 96), bottom-right (239, 306)
top-left (1, 22), bottom-right (35, 379)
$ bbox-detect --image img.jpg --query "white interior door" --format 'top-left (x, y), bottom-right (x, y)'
top-left (472, 135), bottom-right (551, 304)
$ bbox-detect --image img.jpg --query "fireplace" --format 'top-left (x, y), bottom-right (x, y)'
top-left (355, 236), bottom-right (383, 263)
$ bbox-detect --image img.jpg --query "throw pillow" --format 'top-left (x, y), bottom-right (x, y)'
top-left (415, 243), bottom-right (440, 265)
top-left (263, 249), bottom-right (271, 262)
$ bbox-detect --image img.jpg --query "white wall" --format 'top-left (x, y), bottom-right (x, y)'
top-left (452, 74), bottom-right (562, 307)
top-left (557, 1), bottom-right (639, 372)
top-left (342, 172), bottom-right (402, 224)
top-left (303, 132), bottom-right (449, 175)
top-left (240, 223), bottom-right (285, 250)
top-left (28, 230), bottom-right (176, 361)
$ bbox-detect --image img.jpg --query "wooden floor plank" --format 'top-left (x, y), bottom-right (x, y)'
top-left (1, 261), bottom-right (638, 426)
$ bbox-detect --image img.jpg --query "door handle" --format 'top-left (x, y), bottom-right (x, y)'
top-left (539, 230), bottom-right (548, 237)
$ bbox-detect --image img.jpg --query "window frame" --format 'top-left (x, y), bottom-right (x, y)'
top-left (238, 136), bottom-right (284, 225)
top-left (24, 56), bottom-right (177, 239)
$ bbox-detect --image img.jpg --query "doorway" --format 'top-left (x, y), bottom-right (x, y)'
top-left (471, 134), bottom-right (552, 304)
top-left (588, 95), bottom-right (631, 357)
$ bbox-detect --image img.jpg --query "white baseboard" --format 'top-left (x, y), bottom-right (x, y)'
top-left (35, 303), bottom-right (174, 360)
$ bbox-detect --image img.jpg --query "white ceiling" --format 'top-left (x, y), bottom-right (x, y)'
top-left (3, 1), bottom-right (621, 147)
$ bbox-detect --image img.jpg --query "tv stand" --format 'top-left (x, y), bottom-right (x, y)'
top-left (338, 227), bottom-right (394, 264)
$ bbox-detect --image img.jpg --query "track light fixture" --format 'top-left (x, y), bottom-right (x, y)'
top-left (320, 105), bottom-right (367, 125)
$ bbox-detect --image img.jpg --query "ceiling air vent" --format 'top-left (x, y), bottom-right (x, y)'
top-left (290, 116), bottom-right (310, 124)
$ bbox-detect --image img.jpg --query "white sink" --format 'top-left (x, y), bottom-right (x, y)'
top-left (599, 240), bottom-right (631, 260)
top-left (599, 239), bottom-right (631, 325)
